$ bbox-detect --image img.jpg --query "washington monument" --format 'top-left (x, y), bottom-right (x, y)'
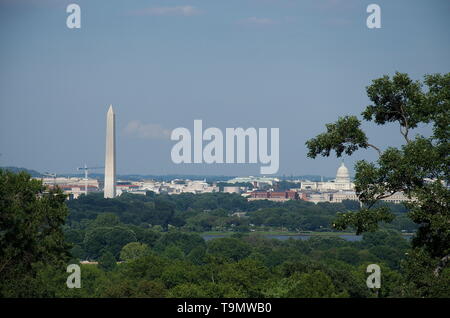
top-left (104, 105), bottom-right (116, 198)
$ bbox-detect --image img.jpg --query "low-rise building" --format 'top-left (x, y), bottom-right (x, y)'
top-left (248, 190), bottom-right (299, 202)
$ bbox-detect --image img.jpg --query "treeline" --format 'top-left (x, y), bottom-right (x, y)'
top-left (2, 170), bottom-right (447, 298)
top-left (66, 192), bottom-right (417, 233)
top-left (26, 229), bottom-right (443, 298)
top-left (54, 192), bottom-right (440, 298)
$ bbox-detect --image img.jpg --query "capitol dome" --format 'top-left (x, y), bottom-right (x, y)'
top-left (335, 162), bottom-right (350, 183)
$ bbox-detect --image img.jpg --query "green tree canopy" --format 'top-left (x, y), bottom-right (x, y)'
top-left (306, 72), bottom-right (449, 296)
top-left (0, 170), bottom-right (70, 297)
top-left (207, 238), bottom-right (252, 262)
top-left (120, 242), bottom-right (150, 261)
top-left (98, 251), bottom-right (117, 271)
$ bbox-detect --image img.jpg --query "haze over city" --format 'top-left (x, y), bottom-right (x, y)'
top-left (0, 0), bottom-right (449, 176)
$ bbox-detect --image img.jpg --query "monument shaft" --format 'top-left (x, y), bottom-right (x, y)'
top-left (104, 105), bottom-right (116, 198)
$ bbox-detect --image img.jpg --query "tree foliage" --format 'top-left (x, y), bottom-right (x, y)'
top-left (306, 72), bottom-right (450, 295)
top-left (0, 169), bottom-right (70, 297)
top-left (120, 242), bottom-right (150, 261)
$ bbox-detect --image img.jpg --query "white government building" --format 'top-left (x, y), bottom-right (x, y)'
top-left (301, 162), bottom-right (354, 191)
top-left (301, 162), bottom-right (410, 204)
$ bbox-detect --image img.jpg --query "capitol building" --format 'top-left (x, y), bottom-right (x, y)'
top-left (300, 162), bottom-right (410, 204)
top-left (300, 162), bottom-right (354, 191)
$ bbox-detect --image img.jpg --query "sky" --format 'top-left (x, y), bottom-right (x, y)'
top-left (0, 0), bottom-right (449, 177)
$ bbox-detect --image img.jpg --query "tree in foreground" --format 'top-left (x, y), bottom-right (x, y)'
top-left (0, 170), bottom-right (70, 297)
top-left (120, 242), bottom-right (150, 261)
top-left (98, 251), bottom-right (117, 271)
top-left (306, 72), bottom-right (449, 297)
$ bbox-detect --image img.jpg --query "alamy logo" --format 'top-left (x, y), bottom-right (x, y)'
top-left (366, 4), bottom-right (381, 29)
top-left (366, 264), bottom-right (381, 289)
top-left (66, 264), bottom-right (81, 288)
top-left (66, 4), bottom-right (81, 29)
top-left (171, 120), bottom-right (279, 174)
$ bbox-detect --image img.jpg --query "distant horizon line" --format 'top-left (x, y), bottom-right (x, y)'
top-left (0, 166), bottom-right (336, 180)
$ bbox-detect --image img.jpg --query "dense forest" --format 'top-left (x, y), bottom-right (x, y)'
top-left (64, 191), bottom-right (417, 262)
top-left (1, 170), bottom-right (449, 298)
top-left (27, 229), bottom-right (423, 298)
top-left (66, 192), bottom-right (417, 235)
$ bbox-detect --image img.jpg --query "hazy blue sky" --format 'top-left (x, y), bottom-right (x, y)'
top-left (0, 0), bottom-right (449, 177)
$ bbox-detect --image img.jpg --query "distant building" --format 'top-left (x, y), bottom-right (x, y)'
top-left (137, 179), bottom-right (219, 195)
top-left (223, 186), bottom-right (242, 194)
top-left (116, 181), bottom-right (140, 196)
top-left (302, 192), bottom-right (332, 204)
top-left (298, 162), bottom-right (411, 204)
top-left (39, 177), bottom-right (100, 199)
top-left (248, 190), bottom-right (299, 202)
top-left (227, 176), bottom-right (279, 188)
top-left (379, 192), bottom-right (411, 204)
top-left (301, 162), bottom-right (354, 191)
top-left (330, 191), bottom-right (359, 203)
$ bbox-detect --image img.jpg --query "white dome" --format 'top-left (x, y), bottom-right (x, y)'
top-left (335, 162), bottom-right (350, 183)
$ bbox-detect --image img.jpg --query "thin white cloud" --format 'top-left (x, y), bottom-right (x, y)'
top-left (124, 121), bottom-right (171, 140)
top-left (131, 6), bottom-right (201, 17)
top-left (237, 17), bottom-right (276, 25)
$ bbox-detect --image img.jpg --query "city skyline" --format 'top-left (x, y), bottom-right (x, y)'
top-left (0, 0), bottom-right (449, 177)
